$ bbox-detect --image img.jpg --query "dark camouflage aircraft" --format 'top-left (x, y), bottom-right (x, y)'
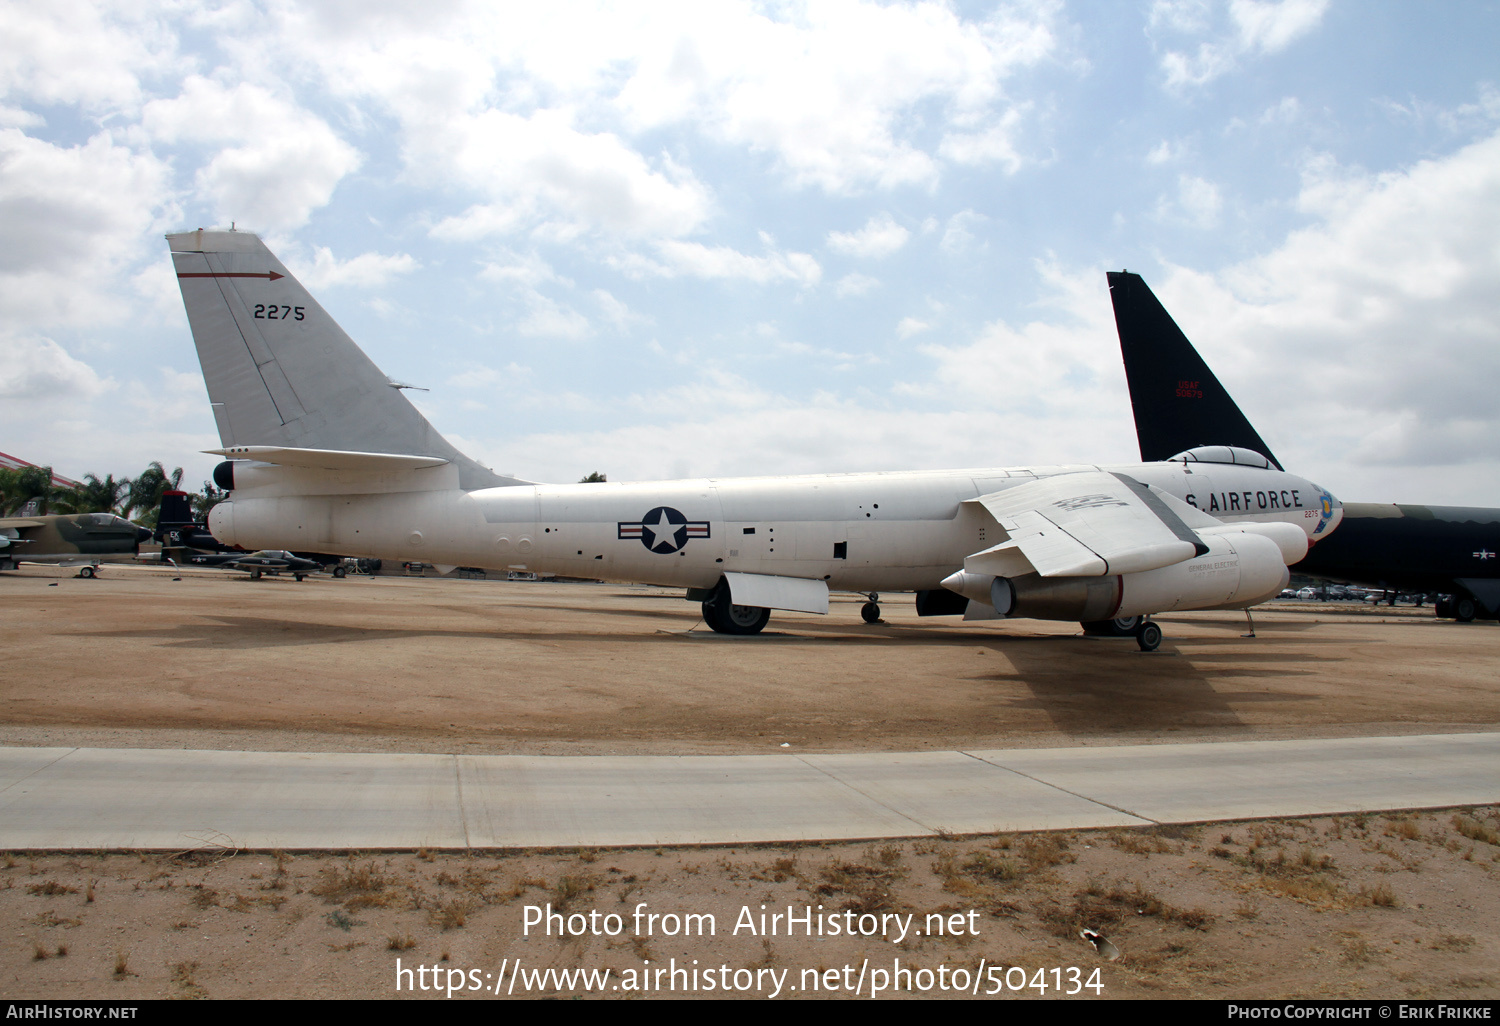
top-left (0, 512), bottom-right (153, 576)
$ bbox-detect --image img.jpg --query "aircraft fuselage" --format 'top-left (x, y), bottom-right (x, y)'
top-left (209, 460), bottom-right (1339, 595)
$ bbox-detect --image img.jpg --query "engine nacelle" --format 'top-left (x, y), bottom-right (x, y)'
top-left (207, 500), bottom-right (236, 547)
top-left (940, 531), bottom-right (1290, 622)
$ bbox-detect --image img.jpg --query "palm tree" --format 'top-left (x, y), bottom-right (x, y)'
top-left (51, 473), bottom-right (132, 515)
top-left (125, 462), bottom-right (184, 527)
top-left (0, 465), bottom-right (56, 515)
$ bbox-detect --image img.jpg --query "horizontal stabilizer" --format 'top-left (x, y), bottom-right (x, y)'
top-left (208, 446), bottom-right (450, 472)
top-left (723, 571), bottom-right (829, 614)
top-left (968, 471), bottom-right (1209, 577)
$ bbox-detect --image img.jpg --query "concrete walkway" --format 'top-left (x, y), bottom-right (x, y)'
top-left (1, 733), bottom-right (1495, 850)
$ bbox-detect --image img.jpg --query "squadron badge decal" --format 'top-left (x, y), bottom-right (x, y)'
top-left (618, 507), bottom-right (710, 554)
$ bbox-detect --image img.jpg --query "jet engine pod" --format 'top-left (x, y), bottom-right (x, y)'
top-left (940, 530), bottom-right (1292, 623)
top-left (938, 569), bottom-right (1120, 621)
top-left (1115, 531), bottom-right (1289, 616)
top-left (207, 500), bottom-right (235, 546)
top-left (213, 461), bottom-right (235, 491)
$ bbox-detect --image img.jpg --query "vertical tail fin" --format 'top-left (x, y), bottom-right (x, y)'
top-left (1107, 270), bottom-right (1281, 469)
top-left (157, 489), bottom-right (194, 530)
top-left (167, 229), bottom-right (522, 490)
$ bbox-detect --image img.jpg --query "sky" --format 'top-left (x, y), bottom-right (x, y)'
top-left (3, 0), bottom-right (1499, 504)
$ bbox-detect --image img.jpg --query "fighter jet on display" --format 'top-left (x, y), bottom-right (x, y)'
top-left (1108, 269), bottom-right (1500, 623)
top-left (0, 512), bottom-right (153, 576)
top-left (152, 488), bottom-right (349, 578)
top-left (178, 548), bottom-right (326, 580)
top-left (166, 229), bottom-right (1344, 650)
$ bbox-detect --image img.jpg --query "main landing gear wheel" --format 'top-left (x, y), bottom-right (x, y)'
top-left (250, 569), bottom-right (262, 580)
top-left (861, 593), bottom-right (881, 624)
top-left (1454, 596), bottom-right (1478, 623)
top-left (701, 580), bottom-right (770, 635)
top-left (1135, 621), bottom-right (1163, 652)
top-left (1081, 615), bottom-right (1141, 637)
top-left (332, 565), bottom-right (347, 579)
top-left (294, 573), bottom-right (305, 582)
top-left (78, 566), bottom-right (96, 579)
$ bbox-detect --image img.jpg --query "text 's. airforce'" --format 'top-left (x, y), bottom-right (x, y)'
top-left (168, 230), bottom-right (1342, 651)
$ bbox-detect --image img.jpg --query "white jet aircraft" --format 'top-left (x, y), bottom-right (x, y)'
top-left (168, 230), bottom-right (1343, 650)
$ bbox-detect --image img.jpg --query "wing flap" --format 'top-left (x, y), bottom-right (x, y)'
top-left (968, 471), bottom-right (1208, 577)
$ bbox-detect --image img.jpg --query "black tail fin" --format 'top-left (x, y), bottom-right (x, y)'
top-left (1107, 271), bottom-right (1281, 469)
top-left (157, 489), bottom-right (194, 531)
top-left (154, 489), bottom-right (227, 552)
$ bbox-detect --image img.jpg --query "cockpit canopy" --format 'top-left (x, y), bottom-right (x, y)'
top-left (80, 513), bottom-right (138, 530)
top-left (1168, 445), bottom-right (1275, 470)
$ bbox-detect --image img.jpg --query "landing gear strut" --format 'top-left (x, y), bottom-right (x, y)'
top-left (861, 592), bottom-right (881, 624)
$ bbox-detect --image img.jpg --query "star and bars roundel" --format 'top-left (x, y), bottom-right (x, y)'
top-left (618, 506), bottom-right (711, 554)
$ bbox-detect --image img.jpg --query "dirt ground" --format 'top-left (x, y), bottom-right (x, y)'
top-left (1, 564), bottom-right (1497, 1000)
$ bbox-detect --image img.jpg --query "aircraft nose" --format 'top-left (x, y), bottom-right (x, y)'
top-left (136, 526), bottom-right (154, 543)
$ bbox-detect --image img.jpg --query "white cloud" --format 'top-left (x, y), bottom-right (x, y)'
top-left (938, 105), bottom-right (1028, 172)
top-left (516, 293), bottom-right (592, 340)
top-left (650, 240), bottom-right (822, 286)
top-left (478, 252), bottom-right (570, 289)
top-left (1143, 128), bottom-right (1500, 496)
top-left (896, 317), bottom-right (931, 339)
top-left (0, 335), bottom-right (113, 400)
top-left (142, 77), bottom-right (361, 230)
top-left (0, 128), bottom-right (170, 326)
top-left (835, 272), bottom-right (880, 297)
top-left (1153, 0), bottom-right (1330, 88)
top-left (592, 289), bottom-right (646, 331)
top-left (0, 1), bottom-right (182, 113)
top-left (291, 247), bottom-right (418, 290)
top-left (1174, 174), bottom-right (1224, 227)
top-left (252, 1), bottom-right (1062, 205)
top-left (124, 366), bottom-right (207, 422)
top-left (940, 209), bottom-right (987, 254)
top-left (426, 109), bottom-right (713, 241)
top-left (1146, 139), bottom-right (1183, 165)
top-left (1231, 0), bottom-right (1328, 53)
top-left (446, 362), bottom-right (532, 390)
top-left (911, 261), bottom-right (1119, 410)
top-left (827, 213), bottom-right (910, 259)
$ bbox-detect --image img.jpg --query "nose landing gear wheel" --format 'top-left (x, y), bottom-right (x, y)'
top-left (78, 566), bottom-right (96, 579)
top-left (861, 602), bottom-right (881, 623)
top-left (1135, 620), bottom-right (1163, 652)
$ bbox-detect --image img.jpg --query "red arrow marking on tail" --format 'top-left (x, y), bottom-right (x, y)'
top-left (176, 271), bottom-right (284, 281)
